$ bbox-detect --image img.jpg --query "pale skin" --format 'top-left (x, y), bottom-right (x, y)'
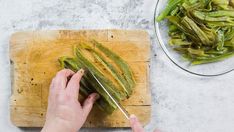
top-left (41, 69), bottom-right (146, 132)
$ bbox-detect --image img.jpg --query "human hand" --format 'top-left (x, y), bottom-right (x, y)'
top-left (41, 69), bottom-right (99, 132)
top-left (130, 115), bottom-right (160, 132)
top-left (129, 114), bottom-right (145, 132)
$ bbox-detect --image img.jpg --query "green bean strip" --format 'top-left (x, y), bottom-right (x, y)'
top-left (192, 11), bottom-right (234, 22)
top-left (192, 51), bottom-right (234, 65)
top-left (92, 40), bottom-right (136, 94)
top-left (203, 11), bottom-right (234, 17)
top-left (78, 43), bottom-right (131, 97)
top-left (169, 39), bottom-right (192, 46)
top-left (74, 47), bottom-right (125, 101)
top-left (93, 53), bottom-right (131, 96)
top-left (156, 0), bottom-right (183, 22)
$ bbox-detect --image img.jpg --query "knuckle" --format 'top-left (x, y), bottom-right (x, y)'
top-left (56, 69), bottom-right (74, 78)
top-left (56, 70), bottom-right (66, 77)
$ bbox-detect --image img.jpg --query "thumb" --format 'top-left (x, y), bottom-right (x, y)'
top-left (82, 93), bottom-right (100, 117)
top-left (129, 114), bottom-right (145, 132)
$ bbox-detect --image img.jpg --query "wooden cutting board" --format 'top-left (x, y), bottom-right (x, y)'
top-left (10, 29), bottom-right (151, 127)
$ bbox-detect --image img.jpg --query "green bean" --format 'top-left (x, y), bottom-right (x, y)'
top-left (216, 30), bottom-right (225, 51)
top-left (231, 0), bottom-right (234, 7)
top-left (169, 24), bottom-right (178, 32)
top-left (167, 16), bottom-right (199, 42)
top-left (192, 51), bottom-right (234, 65)
top-left (224, 38), bottom-right (234, 47)
top-left (181, 16), bottom-right (216, 46)
top-left (225, 27), bottom-right (234, 41)
top-left (169, 38), bottom-right (192, 46)
top-left (170, 6), bottom-right (180, 16)
top-left (187, 48), bottom-right (208, 56)
top-left (212, 0), bottom-right (229, 9)
top-left (192, 11), bottom-right (234, 22)
top-left (204, 11), bottom-right (234, 17)
top-left (205, 48), bottom-right (228, 55)
top-left (156, 0), bottom-right (183, 22)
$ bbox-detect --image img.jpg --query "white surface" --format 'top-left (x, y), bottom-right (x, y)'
top-left (0, 0), bottom-right (234, 132)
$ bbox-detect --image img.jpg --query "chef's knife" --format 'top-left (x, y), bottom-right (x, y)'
top-left (87, 69), bottom-right (130, 120)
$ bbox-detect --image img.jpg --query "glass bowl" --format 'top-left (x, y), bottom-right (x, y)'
top-left (154, 0), bottom-right (234, 76)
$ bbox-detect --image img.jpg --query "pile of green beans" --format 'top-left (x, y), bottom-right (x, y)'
top-left (157, 0), bottom-right (234, 65)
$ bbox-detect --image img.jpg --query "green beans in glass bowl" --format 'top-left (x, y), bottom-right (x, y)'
top-left (154, 0), bottom-right (234, 76)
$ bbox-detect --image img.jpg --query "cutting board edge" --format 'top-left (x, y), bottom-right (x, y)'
top-left (9, 29), bottom-right (150, 41)
top-left (10, 105), bottom-right (151, 127)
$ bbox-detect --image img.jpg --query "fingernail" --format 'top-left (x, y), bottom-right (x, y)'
top-left (94, 93), bottom-right (100, 100)
top-left (78, 69), bottom-right (85, 75)
top-left (130, 114), bottom-right (137, 122)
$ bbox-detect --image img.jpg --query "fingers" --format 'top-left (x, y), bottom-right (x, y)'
top-left (82, 93), bottom-right (100, 118)
top-left (129, 114), bottom-right (145, 132)
top-left (66, 69), bottom-right (84, 98)
top-left (50, 69), bottom-right (75, 96)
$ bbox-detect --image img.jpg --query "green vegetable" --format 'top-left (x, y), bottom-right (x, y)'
top-left (192, 51), bottom-right (234, 65)
top-left (59, 57), bottom-right (116, 113)
top-left (212, 0), bottom-right (229, 9)
top-left (79, 43), bottom-right (132, 97)
top-left (169, 39), bottom-right (192, 46)
top-left (91, 40), bottom-right (136, 93)
top-left (156, 0), bottom-right (234, 64)
top-left (58, 41), bottom-right (135, 113)
top-left (156, 0), bottom-right (183, 22)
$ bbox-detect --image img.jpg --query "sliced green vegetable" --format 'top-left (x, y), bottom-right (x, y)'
top-left (78, 43), bottom-right (131, 97)
top-left (192, 10), bottom-right (234, 22)
top-left (192, 51), bottom-right (234, 65)
top-left (212, 0), bottom-right (229, 9)
top-left (92, 40), bottom-right (136, 94)
top-left (156, 0), bottom-right (183, 22)
top-left (157, 0), bottom-right (234, 64)
top-left (58, 40), bottom-right (136, 114)
top-left (74, 47), bottom-right (126, 101)
top-left (58, 57), bottom-right (116, 113)
top-left (169, 38), bottom-right (192, 46)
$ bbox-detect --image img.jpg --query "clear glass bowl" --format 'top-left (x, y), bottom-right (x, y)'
top-left (154, 0), bottom-right (234, 76)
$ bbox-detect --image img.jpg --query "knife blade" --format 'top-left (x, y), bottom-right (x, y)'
top-left (87, 69), bottom-right (130, 120)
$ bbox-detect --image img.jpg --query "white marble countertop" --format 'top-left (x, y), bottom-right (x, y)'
top-left (0, 0), bottom-right (234, 132)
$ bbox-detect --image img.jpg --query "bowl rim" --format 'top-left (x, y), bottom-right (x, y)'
top-left (153, 0), bottom-right (234, 77)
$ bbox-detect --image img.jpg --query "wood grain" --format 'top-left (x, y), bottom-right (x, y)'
top-left (10, 30), bottom-right (151, 127)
